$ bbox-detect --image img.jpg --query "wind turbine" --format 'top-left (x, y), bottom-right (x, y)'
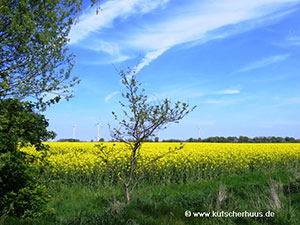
top-left (72, 124), bottom-right (76, 139)
top-left (197, 127), bottom-right (200, 140)
top-left (96, 122), bottom-right (100, 141)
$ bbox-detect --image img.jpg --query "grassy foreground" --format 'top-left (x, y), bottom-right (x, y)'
top-left (2, 168), bottom-right (300, 225)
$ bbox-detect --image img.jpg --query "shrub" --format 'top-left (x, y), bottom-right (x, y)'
top-left (0, 99), bottom-right (55, 218)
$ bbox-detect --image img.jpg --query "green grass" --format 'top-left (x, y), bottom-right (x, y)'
top-left (2, 168), bottom-right (300, 225)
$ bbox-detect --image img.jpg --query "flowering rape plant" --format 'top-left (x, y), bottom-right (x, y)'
top-left (21, 142), bottom-right (300, 184)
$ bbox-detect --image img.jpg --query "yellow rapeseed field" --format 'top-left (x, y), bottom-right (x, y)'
top-left (21, 142), bottom-right (300, 182)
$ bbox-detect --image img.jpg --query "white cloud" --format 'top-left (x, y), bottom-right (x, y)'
top-left (70, 0), bottom-right (299, 68)
top-left (104, 91), bottom-right (119, 102)
top-left (146, 86), bottom-right (240, 103)
top-left (69, 0), bottom-right (170, 44)
top-left (270, 96), bottom-right (300, 107)
top-left (78, 37), bottom-right (134, 65)
top-left (128, 0), bottom-right (298, 72)
top-left (263, 120), bottom-right (300, 126)
top-left (199, 99), bottom-right (233, 105)
top-left (216, 90), bottom-right (240, 94)
top-left (127, 1), bottom-right (298, 49)
top-left (286, 35), bottom-right (300, 45)
top-left (83, 55), bottom-right (132, 65)
top-left (236, 54), bottom-right (290, 73)
top-left (199, 97), bottom-right (250, 105)
top-left (277, 120), bottom-right (300, 125)
top-left (84, 40), bottom-right (121, 55)
top-left (146, 82), bottom-right (207, 103)
top-left (133, 48), bottom-right (169, 73)
top-left (287, 35), bottom-right (300, 41)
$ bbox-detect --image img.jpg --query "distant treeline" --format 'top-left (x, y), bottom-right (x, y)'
top-left (160, 136), bottom-right (300, 143)
top-left (57, 138), bottom-right (81, 142)
top-left (56, 138), bottom-right (105, 142)
top-left (56, 136), bottom-right (300, 143)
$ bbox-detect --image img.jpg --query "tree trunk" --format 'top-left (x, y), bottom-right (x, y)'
top-left (125, 184), bottom-right (130, 204)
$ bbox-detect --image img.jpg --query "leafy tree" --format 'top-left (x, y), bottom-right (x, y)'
top-left (97, 69), bottom-right (195, 204)
top-left (227, 136), bottom-right (238, 143)
top-left (0, 0), bottom-right (101, 109)
top-left (285, 137), bottom-right (296, 143)
top-left (238, 136), bottom-right (249, 143)
top-left (187, 137), bottom-right (195, 142)
top-left (0, 0), bottom-right (97, 219)
top-left (219, 136), bottom-right (226, 143)
top-left (0, 99), bottom-right (55, 218)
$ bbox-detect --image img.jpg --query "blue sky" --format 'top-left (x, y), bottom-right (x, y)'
top-left (46, 0), bottom-right (300, 141)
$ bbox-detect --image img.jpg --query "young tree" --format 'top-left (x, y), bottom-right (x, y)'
top-left (98, 69), bottom-right (196, 204)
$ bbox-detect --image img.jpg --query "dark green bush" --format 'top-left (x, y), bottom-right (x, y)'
top-left (0, 99), bottom-right (55, 218)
